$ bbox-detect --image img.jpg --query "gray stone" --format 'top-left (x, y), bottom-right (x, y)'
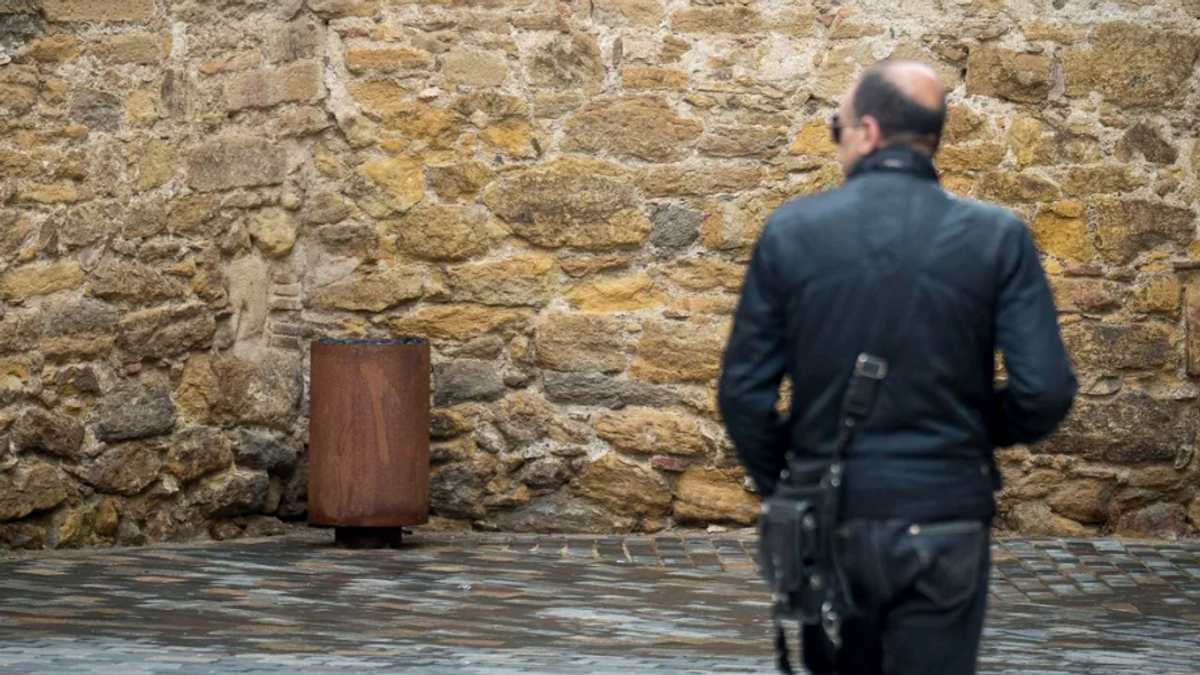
top-left (243, 515), bottom-right (289, 537)
top-left (489, 491), bottom-right (635, 533)
top-left (300, 192), bottom-right (351, 225)
top-left (1118, 123), bottom-right (1178, 164)
top-left (92, 383), bottom-right (177, 442)
top-left (89, 259), bottom-right (185, 304)
top-left (434, 359), bottom-right (506, 406)
top-left (0, 309), bottom-right (40, 352)
top-left (1038, 391), bottom-right (1198, 464)
top-left (115, 518), bottom-right (147, 546)
top-left (650, 204), bottom-right (702, 253)
top-left (191, 468), bottom-right (270, 517)
top-left (177, 353), bottom-right (303, 430)
top-left (430, 465), bottom-right (487, 519)
top-left (186, 135), bottom-right (288, 192)
top-left (265, 16), bottom-right (323, 63)
top-left (474, 422), bottom-right (507, 454)
top-left (60, 201), bottom-right (123, 248)
top-left (0, 0), bottom-right (42, 13)
top-left (542, 371), bottom-right (679, 409)
top-left (166, 426), bottom-right (234, 482)
top-left (0, 521), bottom-right (48, 549)
top-left (69, 89), bottom-right (122, 133)
top-left (234, 429), bottom-right (298, 475)
top-left (79, 443), bottom-right (165, 496)
top-left (11, 408), bottom-right (85, 459)
top-left (123, 198), bottom-right (168, 239)
top-left (43, 298), bottom-right (117, 336)
top-left (528, 34), bottom-right (604, 92)
top-left (1117, 503), bottom-right (1192, 538)
top-left (276, 453), bottom-right (308, 517)
top-left (0, 462), bottom-right (69, 522)
top-left (0, 13), bottom-right (44, 53)
top-left (52, 365), bottom-right (100, 394)
top-left (516, 457), bottom-right (572, 490)
top-left (116, 303), bottom-right (216, 360)
top-left (316, 222), bottom-right (378, 257)
top-left (431, 409), bottom-right (474, 439)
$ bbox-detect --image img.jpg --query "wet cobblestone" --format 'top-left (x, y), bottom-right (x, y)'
top-left (0, 533), bottom-right (1197, 673)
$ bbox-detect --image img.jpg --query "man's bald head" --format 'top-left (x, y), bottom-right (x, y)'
top-left (834, 59), bottom-right (948, 174)
top-left (864, 60), bottom-right (945, 112)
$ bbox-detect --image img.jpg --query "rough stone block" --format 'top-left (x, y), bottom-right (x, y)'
top-left (1060, 321), bottom-right (1175, 372)
top-left (390, 305), bottom-right (532, 342)
top-left (0, 462), bottom-right (69, 522)
top-left (673, 467), bottom-right (759, 525)
top-left (534, 313), bottom-right (627, 374)
top-left (1032, 201), bottom-right (1094, 262)
top-left (595, 408), bottom-right (711, 456)
top-left (448, 254), bottom-right (559, 307)
top-left (116, 302), bottom-right (215, 360)
top-left (563, 97), bottom-right (702, 163)
top-left (345, 47), bottom-right (430, 74)
top-left (637, 165), bottom-right (763, 198)
top-left (630, 319), bottom-right (728, 383)
top-left (573, 453), bottom-right (670, 518)
top-left (1094, 198), bottom-right (1195, 265)
top-left (92, 383), bottom-right (176, 442)
top-left (78, 442), bottom-right (165, 496)
top-left (394, 204), bottom-right (490, 261)
top-left (966, 47), bottom-right (1052, 103)
top-left (442, 48), bottom-right (508, 87)
top-left (45, 0), bottom-right (157, 22)
top-left (672, 7), bottom-right (763, 33)
top-left (177, 353), bottom-right (302, 430)
top-left (564, 274), bottom-right (669, 312)
top-left (11, 408), bottom-right (85, 459)
top-left (90, 32), bottom-right (161, 64)
top-left (1050, 277), bottom-right (1125, 314)
top-left (187, 136), bottom-right (287, 192)
top-left (0, 261), bottom-right (85, 300)
top-left (311, 266), bottom-right (423, 312)
top-left (483, 160), bottom-right (650, 250)
top-left (1063, 23), bottom-right (1200, 107)
top-left (526, 34), bottom-right (604, 92)
top-left (224, 61), bottom-right (323, 111)
top-left (166, 427), bottom-right (234, 483)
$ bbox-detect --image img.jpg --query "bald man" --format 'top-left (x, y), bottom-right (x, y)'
top-left (719, 61), bottom-right (1077, 674)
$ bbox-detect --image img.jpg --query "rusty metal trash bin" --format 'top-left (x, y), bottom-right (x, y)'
top-left (308, 338), bottom-right (430, 548)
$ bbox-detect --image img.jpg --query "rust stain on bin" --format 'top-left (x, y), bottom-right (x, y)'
top-left (309, 339), bottom-right (431, 528)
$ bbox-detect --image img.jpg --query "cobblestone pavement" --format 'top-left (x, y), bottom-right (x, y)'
top-left (0, 533), bottom-right (1198, 674)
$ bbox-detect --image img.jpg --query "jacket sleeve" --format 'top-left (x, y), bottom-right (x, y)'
top-left (990, 218), bottom-right (1079, 447)
top-left (718, 219), bottom-right (791, 497)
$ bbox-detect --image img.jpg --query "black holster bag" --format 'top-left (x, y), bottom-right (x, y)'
top-left (756, 185), bottom-right (952, 674)
top-left (759, 356), bottom-right (884, 674)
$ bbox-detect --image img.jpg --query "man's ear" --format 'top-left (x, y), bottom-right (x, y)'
top-left (858, 115), bottom-right (884, 152)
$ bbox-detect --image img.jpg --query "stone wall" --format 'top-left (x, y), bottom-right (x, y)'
top-left (1, 0), bottom-right (1199, 549)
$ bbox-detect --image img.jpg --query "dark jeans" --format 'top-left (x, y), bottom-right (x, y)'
top-left (806, 518), bottom-right (991, 675)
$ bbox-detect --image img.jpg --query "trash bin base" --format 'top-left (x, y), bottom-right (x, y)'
top-left (334, 526), bottom-right (404, 549)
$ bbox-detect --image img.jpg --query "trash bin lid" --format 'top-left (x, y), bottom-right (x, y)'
top-left (316, 337), bottom-right (427, 345)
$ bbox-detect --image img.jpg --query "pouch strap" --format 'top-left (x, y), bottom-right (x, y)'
top-left (774, 620), bottom-right (796, 675)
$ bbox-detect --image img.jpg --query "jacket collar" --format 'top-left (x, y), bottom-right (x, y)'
top-left (846, 146), bottom-right (939, 184)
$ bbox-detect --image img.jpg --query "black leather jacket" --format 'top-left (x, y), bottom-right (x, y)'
top-left (718, 147), bottom-right (1078, 523)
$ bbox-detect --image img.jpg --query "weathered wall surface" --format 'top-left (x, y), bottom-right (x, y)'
top-left (1, 0), bottom-right (1199, 548)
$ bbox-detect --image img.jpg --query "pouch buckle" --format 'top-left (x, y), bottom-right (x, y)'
top-left (855, 353), bottom-right (888, 380)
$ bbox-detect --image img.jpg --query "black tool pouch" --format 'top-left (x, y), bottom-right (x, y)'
top-left (758, 459), bottom-right (832, 625)
top-left (760, 354), bottom-right (888, 675)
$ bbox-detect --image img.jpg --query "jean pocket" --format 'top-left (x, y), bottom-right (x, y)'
top-left (906, 520), bottom-right (985, 609)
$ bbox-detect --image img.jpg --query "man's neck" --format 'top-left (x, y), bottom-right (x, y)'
top-left (847, 146), bottom-right (939, 183)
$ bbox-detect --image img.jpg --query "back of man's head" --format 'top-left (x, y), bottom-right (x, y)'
top-left (852, 61), bottom-right (947, 155)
